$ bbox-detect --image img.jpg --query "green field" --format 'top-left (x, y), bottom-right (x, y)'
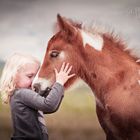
top-left (0, 84), bottom-right (105, 140)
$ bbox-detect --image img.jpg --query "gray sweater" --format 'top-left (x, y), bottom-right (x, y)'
top-left (10, 82), bottom-right (64, 140)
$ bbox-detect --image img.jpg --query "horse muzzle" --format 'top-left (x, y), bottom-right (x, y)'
top-left (32, 77), bottom-right (52, 97)
top-left (33, 83), bottom-right (52, 97)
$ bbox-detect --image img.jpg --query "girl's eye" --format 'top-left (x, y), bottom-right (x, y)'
top-left (50, 51), bottom-right (59, 58)
top-left (27, 75), bottom-right (33, 78)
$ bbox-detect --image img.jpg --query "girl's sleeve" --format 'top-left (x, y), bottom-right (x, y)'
top-left (15, 82), bottom-right (64, 113)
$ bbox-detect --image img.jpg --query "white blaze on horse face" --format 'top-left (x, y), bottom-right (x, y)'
top-left (59, 51), bottom-right (65, 59)
top-left (80, 30), bottom-right (104, 51)
top-left (32, 60), bottom-right (52, 90)
top-left (32, 67), bottom-right (40, 86)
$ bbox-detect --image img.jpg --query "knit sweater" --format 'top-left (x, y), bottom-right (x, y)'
top-left (10, 82), bottom-right (64, 140)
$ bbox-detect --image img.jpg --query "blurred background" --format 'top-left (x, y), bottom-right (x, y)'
top-left (0, 0), bottom-right (140, 139)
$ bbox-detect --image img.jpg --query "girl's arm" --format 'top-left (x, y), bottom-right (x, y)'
top-left (14, 82), bottom-right (64, 113)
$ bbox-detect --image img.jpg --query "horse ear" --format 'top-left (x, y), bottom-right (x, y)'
top-left (57, 14), bottom-right (77, 37)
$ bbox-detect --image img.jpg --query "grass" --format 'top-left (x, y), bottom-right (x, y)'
top-left (0, 85), bottom-right (105, 140)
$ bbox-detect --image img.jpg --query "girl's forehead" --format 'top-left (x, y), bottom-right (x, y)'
top-left (24, 62), bottom-right (38, 67)
top-left (21, 63), bottom-right (39, 72)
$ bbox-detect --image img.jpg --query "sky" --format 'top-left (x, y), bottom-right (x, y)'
top-left (0, 0), bottom-right (140, 62)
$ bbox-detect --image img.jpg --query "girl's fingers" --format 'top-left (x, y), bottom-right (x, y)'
top-left (59, 63), bottom-right (75, 80)
top-left (63, 63), bottom-right (69, 72)
top-left (60, 62), bottom-right (65, 72)
top-left (66, 65), bottom-right (72, 74)
top-left (68, 73), bottom-right (76, 79)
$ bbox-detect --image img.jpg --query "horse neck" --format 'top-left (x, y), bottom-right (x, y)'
top-left (78, 35), bottom-right (137, 96)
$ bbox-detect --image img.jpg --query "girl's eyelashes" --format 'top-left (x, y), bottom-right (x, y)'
top-left (27, 74), bottom-right (34, 78)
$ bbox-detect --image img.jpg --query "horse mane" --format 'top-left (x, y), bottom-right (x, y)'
top-left (53, 16), bottom-right (140, 62)
top-left (103, 32), bottom-right (140, 62)
top-left (66, 18), bottom-right (140, 62)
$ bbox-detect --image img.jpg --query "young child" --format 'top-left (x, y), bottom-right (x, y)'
top-left (0, 53), bottom-right (75, 140)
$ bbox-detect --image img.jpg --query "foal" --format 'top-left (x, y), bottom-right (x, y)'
top-left (33, 15), bottom-right (140, 140)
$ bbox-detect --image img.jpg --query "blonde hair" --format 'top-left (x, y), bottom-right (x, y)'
top-left (0, 53), bottom-right (40, 104)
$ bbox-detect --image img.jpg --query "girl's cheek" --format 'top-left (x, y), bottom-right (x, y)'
top-left (22, 79), bottom-right (30, 87)
top-left (27, 80), bottom-right (33, 87)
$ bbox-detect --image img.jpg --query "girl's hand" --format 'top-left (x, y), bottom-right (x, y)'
top-left (54, 62), bottom-right (75, 86)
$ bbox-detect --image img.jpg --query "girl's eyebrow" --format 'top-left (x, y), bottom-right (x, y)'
top-left (26, 73), bottom-right (36, 75)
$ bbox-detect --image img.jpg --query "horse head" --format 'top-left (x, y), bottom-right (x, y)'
top-left (33, 14), bottom-right (87, 93)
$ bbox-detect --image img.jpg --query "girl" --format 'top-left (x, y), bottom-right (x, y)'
top-left (0, 53), bottom-right (75, 140)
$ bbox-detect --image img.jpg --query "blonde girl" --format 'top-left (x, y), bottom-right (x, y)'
top-left (0, 53), bottom-right (74, 140)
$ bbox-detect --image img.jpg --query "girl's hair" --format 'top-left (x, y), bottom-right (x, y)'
top-left (0, 53), bottom-right (40, 104)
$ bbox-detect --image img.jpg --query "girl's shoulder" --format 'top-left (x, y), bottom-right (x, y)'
top-left (13, 88), bottom-right (34, 98)
top-left (11, 88), bottom-right (38, 105)
top-left (14, 88), bottom-right (31, 94)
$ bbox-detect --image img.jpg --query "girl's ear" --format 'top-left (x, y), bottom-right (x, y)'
top-left (57, 14), bottom-right (77, 38)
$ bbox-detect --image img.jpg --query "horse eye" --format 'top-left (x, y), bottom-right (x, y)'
top-left (50, 51), bottom-right (59, 58)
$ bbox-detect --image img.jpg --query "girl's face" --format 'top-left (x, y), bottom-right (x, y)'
top-left (15, 63), bottom-right (39, 89)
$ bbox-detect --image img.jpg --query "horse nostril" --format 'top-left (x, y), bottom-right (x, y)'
top-left (33, 83), bottom-right (41, 93)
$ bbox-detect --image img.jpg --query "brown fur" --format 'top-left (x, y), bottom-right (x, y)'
top-left (38, 15), bottom-right (140, 140)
